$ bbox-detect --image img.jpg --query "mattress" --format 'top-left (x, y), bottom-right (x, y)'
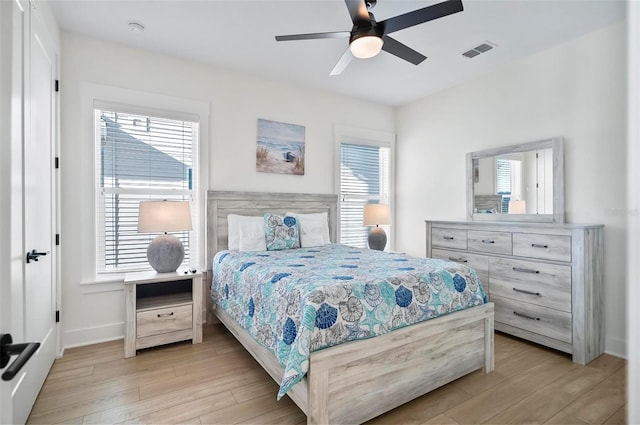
top-left (211, 244), bottom-right (488, 398)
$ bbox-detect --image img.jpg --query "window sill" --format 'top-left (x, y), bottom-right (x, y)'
top-left (80, 276), bottom-right (125, 294)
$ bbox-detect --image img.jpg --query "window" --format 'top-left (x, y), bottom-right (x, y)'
top-left (496, 157), bottom-right (522, 213)
top-left (495, 158), bottom-right (512, 213)
top-left (95, 107), bottom-right (198, 273)
top-left (339, 142), bottom-right (392, 248)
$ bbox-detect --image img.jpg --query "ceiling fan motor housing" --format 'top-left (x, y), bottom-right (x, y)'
top-left (349, 23), bottom-right (383, 44)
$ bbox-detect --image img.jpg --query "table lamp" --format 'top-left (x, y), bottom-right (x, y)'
top-left (363, 203), bottom-right (391, 251)
top-left (508, 199), bottom-right (526, 214)
top-left (137, 200), bottom-right (192, 273)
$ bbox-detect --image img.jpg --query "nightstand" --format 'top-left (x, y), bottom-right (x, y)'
top-left (124, 270), bottom-right (203, 358)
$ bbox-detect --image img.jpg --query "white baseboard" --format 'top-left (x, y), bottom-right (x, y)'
top-left (605, 336), bottom-right (627, 359)
top-left (63, 322), bottom-right (124, 349)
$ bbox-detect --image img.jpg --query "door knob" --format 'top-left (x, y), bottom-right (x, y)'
top-left (0, 333), bottom-right (40, 381)
top-left (25, 249), bottom-right (49, 263)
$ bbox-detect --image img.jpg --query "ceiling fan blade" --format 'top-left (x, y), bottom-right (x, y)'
top-left (330, 47), bottom-right (354, 76)
top-left (275, 31), bottom-right (350, 42)
top-left (380, 0), bottom-right (463, 35)
top-left (381, 35), bottom-right (427, 65)
top-left (344, 0), bottom-right (371, 25)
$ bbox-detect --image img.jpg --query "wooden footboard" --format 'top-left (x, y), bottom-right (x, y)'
top-left (213, 302), bottom-right (494, 425)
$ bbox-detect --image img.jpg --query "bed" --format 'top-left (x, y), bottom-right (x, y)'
top-left (474, 194), bottom-right (503, 214)
top-left (206, 191), bottom-right (494, 425)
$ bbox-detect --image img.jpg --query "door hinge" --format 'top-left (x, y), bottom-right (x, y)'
top-left (55, 157), bottom-right (59, 169)
top-left (55, 311), bottom-right (60, 323)
top-left (55, 80), bottom-right (59, 92)
top-left (55, 234), bottom-right (60, 246)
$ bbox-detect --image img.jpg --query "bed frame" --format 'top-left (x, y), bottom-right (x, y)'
top-left (206, 190), bottom-right (494, 425)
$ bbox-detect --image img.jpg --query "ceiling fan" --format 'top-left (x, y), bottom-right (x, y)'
top-left (275, 0), bottom-right (464, 76)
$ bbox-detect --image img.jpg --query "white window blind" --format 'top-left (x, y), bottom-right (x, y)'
top-left (95, 108), bottom-right (198, 273)
top-left (496, 158), bottom-right (511, 213)
top-left (339, 143), bottom-right (390, 248)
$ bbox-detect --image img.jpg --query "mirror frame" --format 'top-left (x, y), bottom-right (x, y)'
top-left (466, 137), bottom-right (564, 223)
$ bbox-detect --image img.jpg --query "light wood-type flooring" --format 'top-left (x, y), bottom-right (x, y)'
top-left (27, 324), bottom-right (626, 425)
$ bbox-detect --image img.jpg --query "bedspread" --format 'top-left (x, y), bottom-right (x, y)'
top-left (211, 244), bottom-right (487, 398)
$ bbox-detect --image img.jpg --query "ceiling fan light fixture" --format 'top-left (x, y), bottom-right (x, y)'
top-left (350, 35), bottom-right (383, 59)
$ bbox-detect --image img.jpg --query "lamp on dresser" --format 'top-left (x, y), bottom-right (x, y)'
top-left (508, 199), bottom-right (526, 214)
top-left (363, 203), bottom-right (391, 251)
top-left (137, 200), bottom-right (192, 273)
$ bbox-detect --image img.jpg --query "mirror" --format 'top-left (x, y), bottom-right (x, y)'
top-left (466, 137), bottom-right (564, 223)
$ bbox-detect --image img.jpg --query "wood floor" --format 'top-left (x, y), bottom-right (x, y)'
top-left (27, 324), bottom-right (626, 425)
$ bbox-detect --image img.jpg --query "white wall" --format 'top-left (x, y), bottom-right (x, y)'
top-left (396, 22), bottom-right (627, 357)
top-left (626, 1), bottom-right (639, 420)
top-left (59, 32), bottom-right (395, 347)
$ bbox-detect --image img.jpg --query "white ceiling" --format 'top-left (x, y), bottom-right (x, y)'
top-left (47, 0), bottom-right (626, 106)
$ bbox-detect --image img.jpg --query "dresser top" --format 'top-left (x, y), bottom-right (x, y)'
top-left (425, 220), bottom-right (604, 230)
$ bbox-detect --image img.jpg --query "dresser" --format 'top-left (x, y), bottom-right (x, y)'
top-left (426, 220), bottom-right (604, 364)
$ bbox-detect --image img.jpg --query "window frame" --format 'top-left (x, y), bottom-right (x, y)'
top-left (94, 105), bottom-right (199, 274)
top-left (80, 83), bottom-right (210, 283)
top-left (334, 125), bottom-right (396, 250)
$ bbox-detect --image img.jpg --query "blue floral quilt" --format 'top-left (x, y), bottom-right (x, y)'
top-left (211, 244), bottom-right (488, 399)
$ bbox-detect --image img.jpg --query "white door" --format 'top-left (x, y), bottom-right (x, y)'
top-left (1, 1), bottom-right (58, 423)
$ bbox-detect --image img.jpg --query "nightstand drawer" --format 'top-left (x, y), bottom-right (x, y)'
top-left (468, 230), bottom-right (512, 255)
top-left (513, 233), bottom-right (572, 262)
top-left (493, 295), bottom-right (572, 343)
top-left (489, 257), bottom-right (571, 312)
top-left (137, 304), bottom-right (193, 338)
top-left (431, 227), bottom-right (467, 249)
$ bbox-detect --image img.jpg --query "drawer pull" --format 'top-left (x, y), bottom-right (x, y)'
top-left (531, 243), bottom-right (549, 249)
top-left (513, 311), bottom-right (540, 321)
top-left (481, 239), bottom-right (495, 244)
top-left (448, 257), bottom-right (468, 263)
top-left (513, 287), bottom-right (541, 296)
top-left (443, 236), bottom-right (454, 240)
top-left (157, 312), bottom-right (175, 318)
top-left (512, 266), bottom-right (540, 274)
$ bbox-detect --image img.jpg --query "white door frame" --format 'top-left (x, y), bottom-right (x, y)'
top-left (1, 0), bottom-right (60, 423)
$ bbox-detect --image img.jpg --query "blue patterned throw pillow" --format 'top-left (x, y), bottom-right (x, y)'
top-left (264, 213), bottom-right (301, 251)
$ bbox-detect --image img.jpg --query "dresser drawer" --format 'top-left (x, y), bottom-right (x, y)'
top-left (489, 257), bottom-right (571, 312)
top-left (432, 248), bottom-right (488, 275)
top-left (513, 233), bottom-right (572, 262)
top-left (432, 248), bottom-right (490, 296)
top-left (468, 230), bottom-right (512, 255)
top-left (492, 295), bottom-right (572, 343)
top-left (431, 227), bottom-right (467, 250)
top-left (137, 304), bottom-right (193, 338)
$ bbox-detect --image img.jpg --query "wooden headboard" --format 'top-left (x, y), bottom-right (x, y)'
top-left (474, 194), bottom-right (503, 213)
top-left (206, 191), bottom-right (338, 271)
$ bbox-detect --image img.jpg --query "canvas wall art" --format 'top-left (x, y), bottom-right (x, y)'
top-left (256, 118), bottom-right (305, 175)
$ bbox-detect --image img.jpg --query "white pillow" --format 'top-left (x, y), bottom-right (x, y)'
top-left (300, 228), bottom-right (325, 248)
top-left (227, 214), bottom-right (264, 250)
top-left (286, 212), bottom-right (331, 246)
top-left (238, 221), bottom-right (267, 252)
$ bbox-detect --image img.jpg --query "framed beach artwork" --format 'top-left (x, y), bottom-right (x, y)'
top-left (256, 118), bottom-right (305, 175)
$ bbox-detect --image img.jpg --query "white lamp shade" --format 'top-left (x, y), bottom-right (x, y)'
top-left (138, 200), bottom-right (192, 233)
top-left (363, 204), bottom-right (391, 226)
top-left (508, 199), bottom-right (527, 214)
top-left (350, 35), bottom-right (383, 59)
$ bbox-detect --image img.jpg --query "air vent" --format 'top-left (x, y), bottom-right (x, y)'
top-left (462, 50), bottom-right (481, 58)
top-left (475, 43), bottom-right (493, 53)
top-left (462, 41), bottom-right (497, 58)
